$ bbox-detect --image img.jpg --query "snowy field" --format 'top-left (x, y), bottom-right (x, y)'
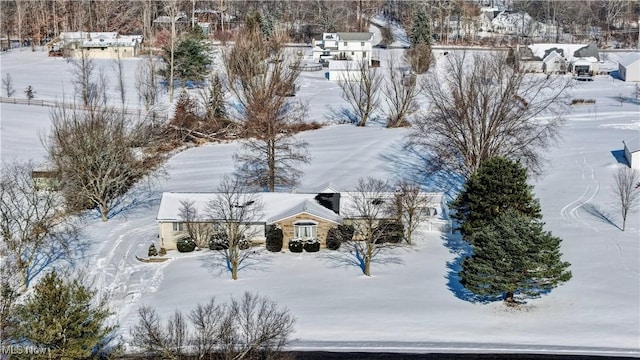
top-left (1, 46), bottom-right (639, 357)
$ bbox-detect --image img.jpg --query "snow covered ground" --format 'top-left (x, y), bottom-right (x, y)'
top-left (1, 48), bottom-right (639, 357)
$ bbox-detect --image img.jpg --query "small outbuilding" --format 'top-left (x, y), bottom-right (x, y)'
top-left (542, 51), bottom-right (567, 74)
top-left (623, 136), bottom-right (640, 169)
top-left (618, 53), bottom-right (640, 82)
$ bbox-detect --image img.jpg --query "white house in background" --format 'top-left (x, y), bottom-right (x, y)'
top-left (618, 53), bottom-right (640, 82)
top-left (623, 136), bottom-right (640, 170)
top-left (542, 51), bottom-right (567, 74)
top-left (156, 187), bottom-right (450, 251)
top-left (312, 32), bottom-right (374, 65)
top-left (50, 32), bottom-right (143, 58)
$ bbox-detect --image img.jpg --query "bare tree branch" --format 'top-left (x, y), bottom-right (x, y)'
top-left (612, 167), bottom-right (640, 231)
top-left (411, 51), bottom-right (571, 179)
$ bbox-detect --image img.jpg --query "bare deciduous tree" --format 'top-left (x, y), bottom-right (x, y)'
top-left (341, 177), bottom-right (401, 276)
top-left (178, 200), bottom-right (213, 248)
top-left (338, 59), bottom-right (383, 127)
top-left (411, 51), bottom-right (571, 179)
top-left (225, 28), bottom-right (310, 191)
top-left (383, 54), bottom-right (419, 128)
top-left (207, 175), bottom-right (264, 280)
top-left (113, 52), bottom-right (127, 109)
top-left (0, 161), bottom-right (82, 291)
top-left (2, 73), bottom-right (15, 97)
top-left (163, 0), bottom-right (179, 102)
top-left (67, 47), bottom-right (96, 107)
top-left (45, 106), bottom-right (165, 221)
top-left (136, 57), bottom-right (160, 112)
top-left (391, 179), bottom-right (433, 245)
top-left (612, 167), bottom-right (640, 231)
top-left (131, 292), bottom-right (295, 359)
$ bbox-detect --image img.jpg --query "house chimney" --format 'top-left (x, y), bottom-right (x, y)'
top-left (314, 193), bottom-right (341, 214)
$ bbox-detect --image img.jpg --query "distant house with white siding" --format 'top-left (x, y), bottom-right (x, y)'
top-left (542, 51), bottom-right (567, 74)
top-left (50, 32), bottom-right (143, 59)
top-left (618, 53), bottom-right (640, 82)
top-left (623, 136), bottom-right (640, 170)
top-left (312, 32), bottom-right (373, 65)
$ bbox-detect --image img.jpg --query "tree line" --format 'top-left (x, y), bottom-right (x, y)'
top-left (1, 1), bottom-right (639, 51)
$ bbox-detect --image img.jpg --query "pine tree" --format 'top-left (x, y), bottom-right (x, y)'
top-left (410, 8), bottom-right (432, 46)
top-left (406, 8), bottom-right (433, 74)
top-left (12, 271), bottom-right (119, 359)
top-left (450, 157), bottom-right (541, 242)
top-left (460, 210), bottom-right (572, 303)
top-left (161, 27), bottom-right (211, 87)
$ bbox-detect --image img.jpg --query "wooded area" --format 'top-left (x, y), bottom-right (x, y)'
top-left (1, 1), bottom-right (639, 50)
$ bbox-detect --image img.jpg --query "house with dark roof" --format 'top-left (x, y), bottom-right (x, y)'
top-left (157, 187), bottom-right (449, 251)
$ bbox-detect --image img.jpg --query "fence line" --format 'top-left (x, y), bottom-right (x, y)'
top-left (0, 96), bottom-right (150, 117)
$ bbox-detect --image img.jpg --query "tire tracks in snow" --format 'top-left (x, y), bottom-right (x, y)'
top-left (559, 157), bottom-right (599, 230)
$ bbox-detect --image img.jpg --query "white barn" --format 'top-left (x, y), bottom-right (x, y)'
top-left (542, 51), bottom-right (567, 74)
top-left (618, 53), bottom-right (640, 82)
top-left (623, 136), bottom-right (640, 170)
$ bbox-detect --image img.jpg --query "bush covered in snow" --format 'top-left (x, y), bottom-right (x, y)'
top-left (176, 237), bottom-right (197, 252)
top-left (303, 238), bottom-right (320, 252)
top-left (288, 238), bottom-right (303, 253)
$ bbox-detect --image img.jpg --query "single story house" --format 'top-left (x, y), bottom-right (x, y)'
top-left (49, 32), bottom-right (143, 59)
top-left (156, 185), bottom-right (450, 251)
top-left (618, 53), bottom-right (640, 82)
top-left (623, 136), bottom-right (640, 170)
top-left (312, 32), bottom-right (373, 65)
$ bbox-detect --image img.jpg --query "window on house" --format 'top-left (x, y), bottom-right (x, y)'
top-left (294, 221), bottom-right (317, 239)
top-left (363, 51), bottom-right (367, 58)
top-left (172, 222), bottom-right (184, 231)
top-left (361, 41), bottom-right (365, 46)
top-left (351, 51), bottom-right (354, 56)
top-left (344, 41), bottom-right (348, 46)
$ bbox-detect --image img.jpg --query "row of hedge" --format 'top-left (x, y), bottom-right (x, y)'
top-left (176, 222), bottom-right (404, 253)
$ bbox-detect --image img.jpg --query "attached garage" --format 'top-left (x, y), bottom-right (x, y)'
top-left (618, 53), bottom-right (640, 82)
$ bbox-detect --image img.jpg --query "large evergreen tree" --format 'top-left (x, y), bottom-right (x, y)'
top-left (12, 271), bottom-right (119, 359)
top-left (410, 8), bottom-right (432, 46)
top-left (161, 26), bottom-right (211, 87)
top-left (406, 8), bottom-right (433, 74)
top-left (460, 210), bottom-right (572, 303)
top-left (450, 157), bottom-right (541, 241)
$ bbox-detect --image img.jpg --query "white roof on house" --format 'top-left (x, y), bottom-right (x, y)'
top-left (623, 135), bottom-right (640, 153)
top-left (157, 192), bottom-right (319, 222)
top-left (542, 51), bottom-right (564, 63)
top-left (267, 199), bottom-right (341, 224)
top-left (336, 32), bottom-right (374, 41)
top-left (528, 43), bottom-right (592, 63)
top-left (572, 57), bottom-right (599, 66)
top-left (619, 53), bottom-right (640, 68)
top-left (58, 32), bottom-right (142, 48)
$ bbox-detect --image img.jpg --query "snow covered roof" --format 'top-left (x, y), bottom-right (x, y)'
top-left (619, 53), bottom-right (640, 67)
top-left (542, 51), bottom-right (565, 64)
top-left (328, 60), bottom-right (360, 71)
top-left (623, 135), bottom-right (640, 153)
top-left (58, 32), bottom-right (142, 48)
top-left (336, 32), bottom-right (373, 41)
top-left (267, 199), bottom-right (341, 224)
top-left (529, 43), bottom-right (599, 62)
top-left (157, 192), bottom-right (319, 222)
